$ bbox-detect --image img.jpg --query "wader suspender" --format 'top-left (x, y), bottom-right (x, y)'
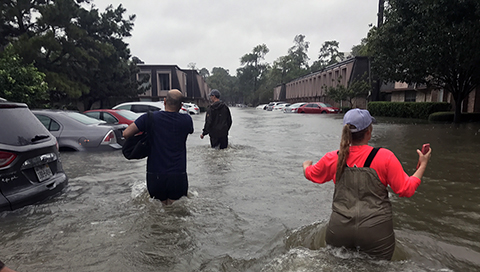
top-left (337, 147), bottom-right (381, 168)
top-left (364, 147), bottom-right (380, 168)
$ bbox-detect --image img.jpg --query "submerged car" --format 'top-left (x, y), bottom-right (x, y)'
top-left (284, 102), bottom-right (307, 113)
top-left (272, 103), bottom-right (290, 112)
top-left (32, 110), bottom-right (127, 151)
top-left (266, 101), bottom-right (287, 111)
top-left (256, 104), bottom-right (268, 110)
top-left (0, 101), bottom-right (68, 212)
top-left (297, 102), bottom-right (340, 114)
top-left (83, 109), bottom-right (141, 125)
top-left (181, 102), bottom-right (200, 115)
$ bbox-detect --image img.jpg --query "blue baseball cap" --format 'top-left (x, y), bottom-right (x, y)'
top-left (209, 89), bottom-right (220, 98)
top-left (343, 108), bottom-right (376, 133)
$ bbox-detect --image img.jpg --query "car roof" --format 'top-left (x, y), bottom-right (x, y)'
top-left (0, 101), bottom-right (28, 109)
top-left (114, 101), bottom-right (164, 107)
top-left (84, 109), bottom-right (125, 113)
top-left (32, 109), bottom-right (110, 127)
top-left (32, 109), bottom-right (101, 120)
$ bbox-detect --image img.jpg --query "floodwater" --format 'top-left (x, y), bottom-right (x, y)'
top-left (1, 107), bottom-right (480, 272)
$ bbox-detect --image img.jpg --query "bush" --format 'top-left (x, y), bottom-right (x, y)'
top-left (428, 112), bottom-right (454, 122)
top-left (340, 106), bottom-right (351, 113)
top-left (429, 112), bottom-right (480, 122)
top-left (367, 102), bottom-right (451, 119)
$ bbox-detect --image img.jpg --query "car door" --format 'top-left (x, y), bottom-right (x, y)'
top-left (303, 103), bottom-right (316, 113)
top-left (312, 103), bottom-right (323, 113)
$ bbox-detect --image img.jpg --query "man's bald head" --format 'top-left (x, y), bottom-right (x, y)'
top-left (165, 89), bottom-right (183, 112)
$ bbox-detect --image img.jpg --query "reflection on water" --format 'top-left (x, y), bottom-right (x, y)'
top-left (0, 108), bottom-right (479, 271)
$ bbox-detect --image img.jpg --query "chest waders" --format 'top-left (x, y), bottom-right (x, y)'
top-left (325, 148), bottom-right (395, 260)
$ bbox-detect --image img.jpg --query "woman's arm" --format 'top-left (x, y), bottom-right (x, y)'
top-left (412, 147), bottom-right (432, 180)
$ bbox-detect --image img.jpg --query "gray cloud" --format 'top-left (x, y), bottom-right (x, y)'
top-left (91, 0), bottom-right (378, 74)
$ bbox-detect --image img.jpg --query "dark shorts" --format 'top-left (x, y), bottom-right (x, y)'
top-left (146, 172), bottom-right (188, 201)
top-left (210, 135), bottom-right (228, 149)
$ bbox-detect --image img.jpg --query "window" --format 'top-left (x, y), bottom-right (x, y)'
top-left (131, 105), bottom-right (150, 112)
top-left (35, 115), bottom-right (60, 131)
top-left (138, 72), bottom-right (151, 96)
top-left (84, 112), bottom-right (100, 120)
top-left (50, 120), bottom-right (60, 131)
top-left (405, 90), bottom-right (416, 102)
top-left (66, 112), bottom-right (102, 125)
top-left (103, 113), bottom-right (118, 124)
top-left (158, 73), bottom-right (170, 91)
top-left (116, 105), bottom-right (131, 111)
top-left (148, 106), bottom-right (161, 111)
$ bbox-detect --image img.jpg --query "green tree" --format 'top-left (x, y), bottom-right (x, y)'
top-left (270, 35), bottom-right (311, 84)
top-left (311, 40), bottom-right (344, 72)
top-left (205, 67), bottom-right (238, 104)
top-left (351, 38), bottom-right (370, 57)
top-left (2, 0), bottom-right (142, 110)
top-left (264, 35), bottom-right (311, 102)
top-left (368, 0), bottom-right (480, 123)
top-left (0, 45), bottom-right (48, 108)
top-left (237, 44), bottom-right (269, 104)
top-left (287, 34), bottom-right (310, 72)
top-left (199, 67), bottom-right (209, 79)
top-left (324, 73), bottom-right (371, 108)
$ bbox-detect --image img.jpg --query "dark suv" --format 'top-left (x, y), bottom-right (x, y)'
top-left (0, 101), bottom-right (68, 212)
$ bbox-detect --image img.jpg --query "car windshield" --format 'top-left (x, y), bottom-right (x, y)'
top-left (66, 112), bottom-right (104, 125)
top-left (116, 110), bottom-right (141, 120)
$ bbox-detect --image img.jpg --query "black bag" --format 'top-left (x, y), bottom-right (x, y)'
top-left (122, 111), bottom-right (153, 160)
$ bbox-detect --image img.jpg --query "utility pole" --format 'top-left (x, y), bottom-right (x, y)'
top-left (372, 0), bottom-right (385, 101)
top-left (378, 0), bottom-right (385, 27)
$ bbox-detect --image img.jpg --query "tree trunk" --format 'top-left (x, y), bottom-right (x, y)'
top-left (453, 93), bottom-right (463, 123)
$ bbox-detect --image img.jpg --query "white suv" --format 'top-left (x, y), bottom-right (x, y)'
top-left (181, 103), bottom-right (200, 115)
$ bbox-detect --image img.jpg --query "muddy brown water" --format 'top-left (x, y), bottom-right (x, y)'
top-left (1, 107), bottom-right (479, 271)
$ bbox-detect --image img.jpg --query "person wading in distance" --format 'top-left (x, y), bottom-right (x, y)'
top-left (200, 89), bottom-right (232, 149)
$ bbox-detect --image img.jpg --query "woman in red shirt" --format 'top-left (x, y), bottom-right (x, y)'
top-left (303, 108), bottom-right (432, 260)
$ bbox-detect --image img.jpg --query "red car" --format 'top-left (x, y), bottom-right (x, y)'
top-left (83, 109), bottom-right (141, 125)
top-left (297, 102), bottom-right (340, 114)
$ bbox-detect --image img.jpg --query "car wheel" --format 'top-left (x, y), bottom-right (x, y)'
top-left (321, 111), bottom-right (326, 114)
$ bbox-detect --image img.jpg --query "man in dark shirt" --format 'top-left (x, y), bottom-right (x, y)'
top-left (123, 89), bottom-right (194, 205)
top-left (200, 89), bottom-right (232, 149)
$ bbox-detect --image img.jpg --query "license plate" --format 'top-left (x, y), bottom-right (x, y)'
top-left (35, 164), bottom-right (53, 182)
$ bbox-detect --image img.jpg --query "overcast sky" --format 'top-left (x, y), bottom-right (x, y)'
top-left (90, 0), bottom-right (379, 75)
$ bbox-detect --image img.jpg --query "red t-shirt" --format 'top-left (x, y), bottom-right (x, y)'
top-left (304, 145), bottom-right (421, 197)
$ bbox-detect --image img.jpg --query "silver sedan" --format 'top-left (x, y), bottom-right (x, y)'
top-left (32, 110), bottom-right (127, 151)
